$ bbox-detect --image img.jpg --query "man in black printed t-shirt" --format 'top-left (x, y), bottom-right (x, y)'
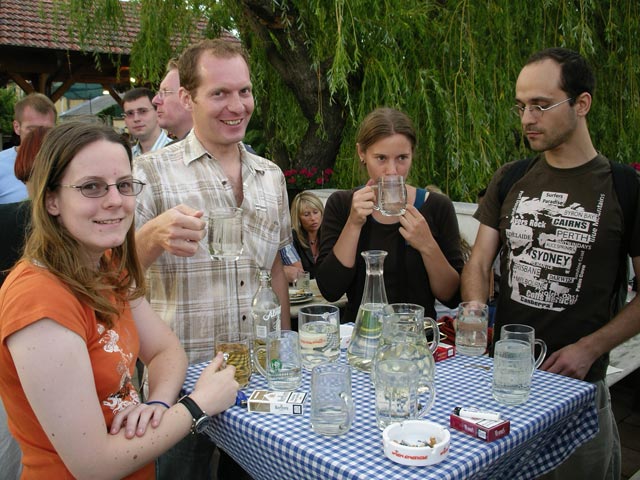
top-left (462, 47), bottom-right (640, 480)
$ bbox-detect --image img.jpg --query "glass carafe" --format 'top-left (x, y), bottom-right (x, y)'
top-left (373, 303), bottom-right (438, 393)
top-left (347, 250), bottom-right (388, 372)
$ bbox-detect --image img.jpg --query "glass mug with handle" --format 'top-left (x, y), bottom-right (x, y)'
top-left (253, 330), bottom-right (302, 391)
top-left (492, 339), bottom-right (533, 405)
top-left (298, 304), bottom-right (340, 369)
top-left (371, 175), bottom-right (407, 216)
top-left (455, 302), bottom-right (489, 356)
top-left (374, 359), bottom-right (436, 429)
top-left (310, 363), bottom-right (355, 436)
top-left (207, 206), bottom-right (243, 261)
top-left (215, 332), bottom-right (252, 388)
top-left (500, 324), bottom-right (547, 369)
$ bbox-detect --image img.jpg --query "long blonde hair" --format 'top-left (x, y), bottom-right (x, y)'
top-left (23, 121), bottom-right (145, 328)
top-left (290, 191), bottom-right (324, 250)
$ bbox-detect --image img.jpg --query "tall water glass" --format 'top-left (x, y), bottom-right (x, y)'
top-left (310, 364), bottom-right (354, 436)
top-left (298, 304), bottom-right (340, 369)
top-left (500, 324), bottom-right (547, 369)
top-left (455, 302), bottom-right (488, 356)
top-left (492, 339), bottom-right (533, 405)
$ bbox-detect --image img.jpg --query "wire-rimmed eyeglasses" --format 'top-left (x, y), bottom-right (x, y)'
top-left (511, 97), bottom-right (574, 119)
top-left (58, 179), bottom-right (146, 198)
top-left (123, 108), bottom-right (152, 119)
top-left (156, 89), bottom-right (176, 100)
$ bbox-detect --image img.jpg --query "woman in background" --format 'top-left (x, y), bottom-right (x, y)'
top-left (0, 122), bottom-right (238, 479)
top-left (0, 126), bottom-right (51, 286)
top-left (316, 107), bottom-right (463, 323)
top-left (290, 191), bottom-right (324, 278)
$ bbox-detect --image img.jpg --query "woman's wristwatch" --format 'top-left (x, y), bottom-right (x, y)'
top-left (178, 395), bottom-right (210, 434)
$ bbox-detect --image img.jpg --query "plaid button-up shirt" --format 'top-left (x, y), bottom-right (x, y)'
top-left (134, 131), bottom-right (292, 362)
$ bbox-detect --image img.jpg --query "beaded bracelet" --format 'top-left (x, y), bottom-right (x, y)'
top-left (145, 400), bottom-right (171, 409)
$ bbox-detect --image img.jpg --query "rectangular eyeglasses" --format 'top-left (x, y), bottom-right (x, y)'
top-left (58, 179), bottom-right (146, 198)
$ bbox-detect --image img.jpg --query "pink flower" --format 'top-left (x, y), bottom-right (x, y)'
top-left (284, 165), bottom-right (334, 189)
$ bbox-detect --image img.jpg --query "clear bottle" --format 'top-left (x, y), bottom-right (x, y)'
top-left (347, 250), bottom-right (388, 372)
top-left (251, 270), bottom-right (281, 371)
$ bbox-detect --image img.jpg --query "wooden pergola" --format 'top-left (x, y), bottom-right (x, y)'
top-left (0, 0), bottom-right (139, 106)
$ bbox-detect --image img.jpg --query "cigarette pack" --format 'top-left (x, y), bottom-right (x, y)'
top-left (247, 390), bottom-right (307, 415)
top-left (434, 344), bottom-right (456, 362)
top-left (449, 411), bottom-right (510, 442)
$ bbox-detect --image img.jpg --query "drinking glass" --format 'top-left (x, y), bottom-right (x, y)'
top-left (215, 332), bottom-right (252, 388)
top-left (455, 302), bottom-right (488, 356)
top-left (500, 324), bottom-right (547, 369)
top-left (293, 270), bottom-right (311, 294)
top-left (208, 207), bottom-right (243, 261)
top-left (254, 330), bottom-right (302, 390)
top-left (310, 364), bottom-right (354, 435)
top-left (492, 339), bottom-right (533, 405)
top-left (298, 304), bottom-right (340, 369)
top-left (373, 359), bottom-right (435, 430)
top-left (372, 175), bottom-right (407, 216)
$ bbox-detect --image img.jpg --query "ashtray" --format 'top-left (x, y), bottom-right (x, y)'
top-left (382, 420), bottom-right (450, 466)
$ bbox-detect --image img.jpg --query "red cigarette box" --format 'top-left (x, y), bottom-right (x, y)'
top-left (449, 411), bottom-right (510, 442)
top-left (434, 344), bottom-right (456, 362)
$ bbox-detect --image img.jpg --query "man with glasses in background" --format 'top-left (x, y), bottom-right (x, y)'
top-left (462, 47), bottom-right (640, 480)
top-left (152, 59), bottom-right (193, 141)
top-left (122, 87), bottom-right (171, 156)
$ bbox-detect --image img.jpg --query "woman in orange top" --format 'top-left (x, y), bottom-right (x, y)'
top-left (0, 122), bottom-right (238, 479)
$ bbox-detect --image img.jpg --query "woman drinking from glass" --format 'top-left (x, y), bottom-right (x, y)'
top-left (316, 107), bottom-right (463, 323)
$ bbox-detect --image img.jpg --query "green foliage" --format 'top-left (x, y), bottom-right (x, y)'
top-left (0, 87), bottom-right (17, 143)
top-left (58, 0), bottom-right (640, 201)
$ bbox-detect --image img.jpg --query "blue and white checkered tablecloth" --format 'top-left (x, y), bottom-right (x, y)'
top-left (183, 353), bottom-right (598, 480)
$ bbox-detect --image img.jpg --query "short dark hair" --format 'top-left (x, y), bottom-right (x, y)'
top-left (122, 87), bottom-right (155, 107)
top-left (525, 48), bottom-right (595, 102)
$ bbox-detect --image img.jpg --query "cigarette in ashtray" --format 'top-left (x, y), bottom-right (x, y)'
top-left (391, 436), bottom-right (438, 448)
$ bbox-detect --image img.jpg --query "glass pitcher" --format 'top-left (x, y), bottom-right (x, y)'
top-left (373, 303), bottom-right (439, 393)
top-left (347, 250), bottom-right (388, 372)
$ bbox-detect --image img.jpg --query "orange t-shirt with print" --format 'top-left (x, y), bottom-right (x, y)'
top-left (0, 261), bottom-right (154, 479)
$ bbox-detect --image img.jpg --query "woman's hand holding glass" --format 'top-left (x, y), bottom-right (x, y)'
top-left (191, 352), bottom-right (240, 417)
top-left (348, 182), bottom-right (377, 227)
top-left (398, 205), bottom-right (434, 251)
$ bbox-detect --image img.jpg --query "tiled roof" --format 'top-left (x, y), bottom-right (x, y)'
top-left (0, 0), bottom-right (138, 54)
